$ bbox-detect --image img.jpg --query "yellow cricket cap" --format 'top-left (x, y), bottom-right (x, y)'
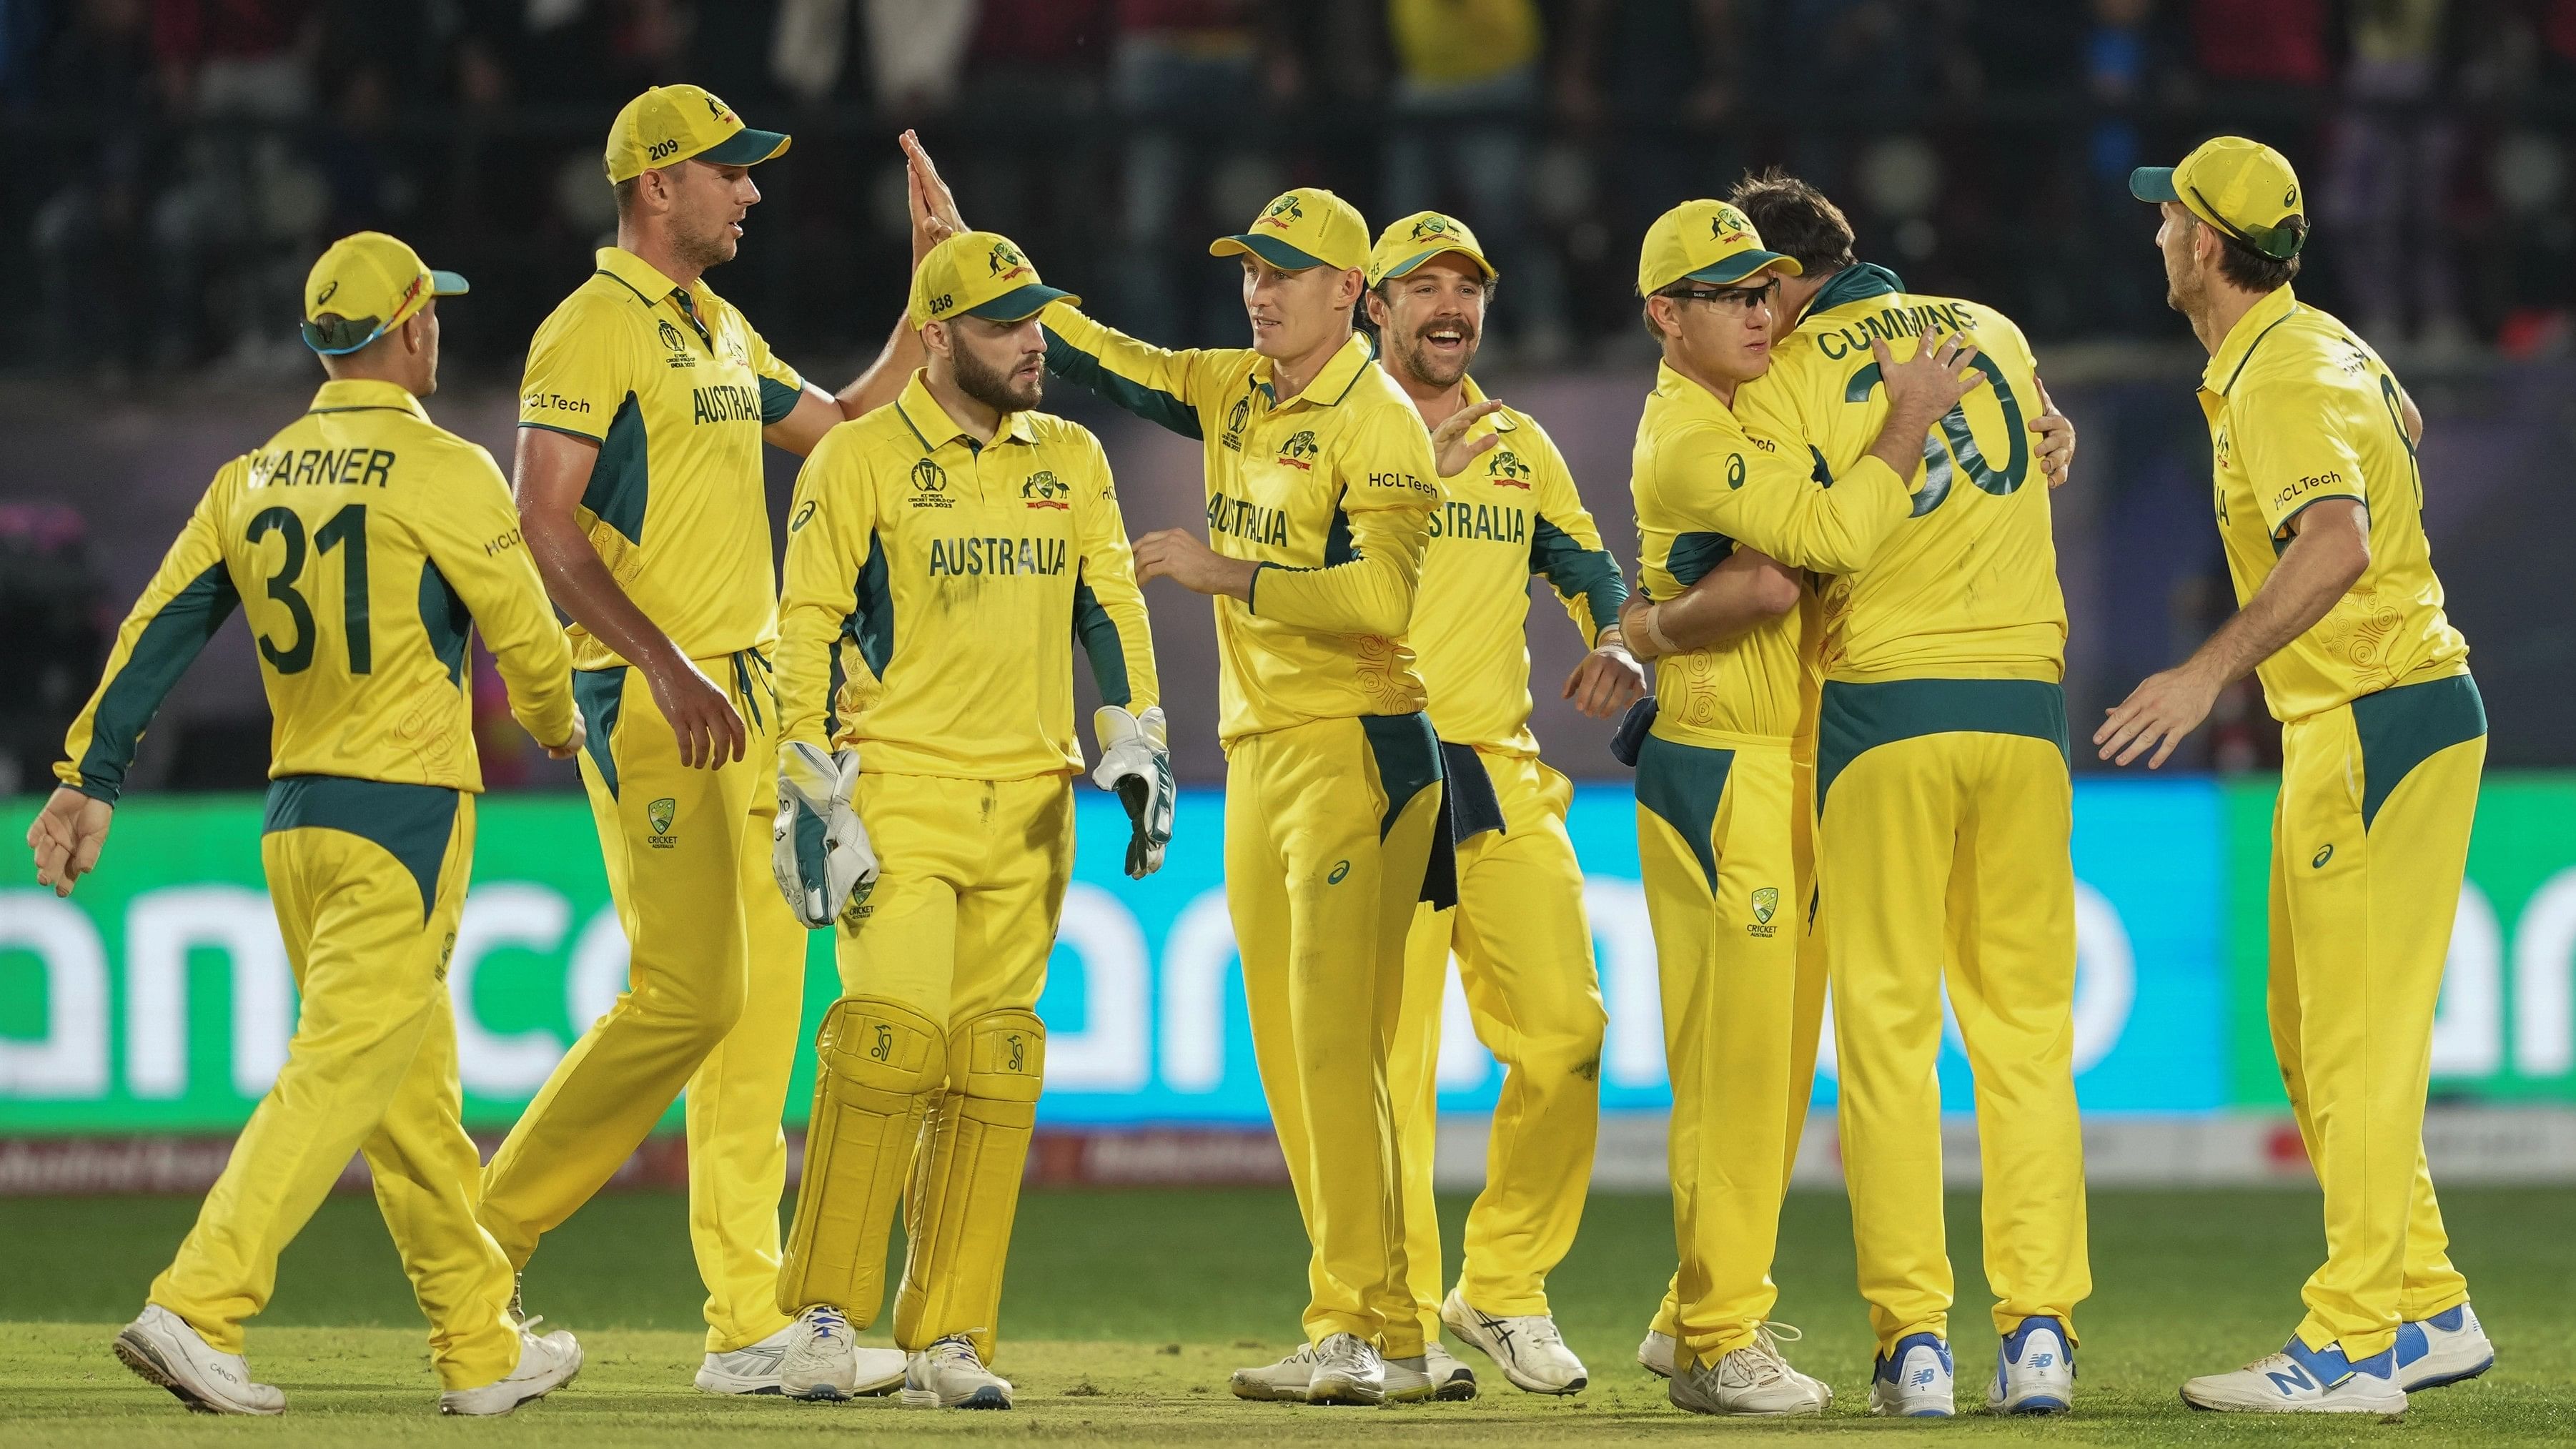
top-left (1366, 211), bottom-right (1497, 287)
top-left (1210, 187), bottom-right (1369, 274)
top-left (2130, 136), bottom-right (2307, 259)
top-left (603, 84), bottom-right (790, 185)
top-left (300, 231), bottom-right (466, 356)
top-left (1638, 200), bottom-right (1801, 297)
top-left (908, 230), bottom-right (1078, 329)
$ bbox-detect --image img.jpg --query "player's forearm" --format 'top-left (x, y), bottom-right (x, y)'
top-left (520, 508), bottom-right (687, 674)
top-left (1248, 518), bottom-right (1423, 636)
top-left (1623, 551), bottom-right (1798, 659)
top-left (2184, 509), bottom-right (2370, 688)
top-left (477, 602), bottom-right (579, 749)
top-left (1041, 302), bottom-right (1203, 438)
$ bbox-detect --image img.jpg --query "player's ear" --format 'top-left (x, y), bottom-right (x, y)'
top-left (1362, 287), bottom-right (1389, 330)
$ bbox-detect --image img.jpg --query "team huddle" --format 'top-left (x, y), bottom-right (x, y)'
top-left (23, 80), bottom-right (2492, 1422)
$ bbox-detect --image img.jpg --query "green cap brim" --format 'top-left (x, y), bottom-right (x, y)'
top-left (964, 283), bottom-right (1079, 322)
top-left (695, 128), bottom-right (792, 167)
top-left (1374, 247), bottom-right (1498, 285)
top-left (2129, 167), bottom-right (2179, 203)
top-left (428, 269), bottom-right (470, 297)
top-left (1209, 234), bottom-right (1333, 272)
top-left (1684, 249), bottom-right (1799, 286)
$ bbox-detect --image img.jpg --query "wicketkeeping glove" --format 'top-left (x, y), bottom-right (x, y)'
top-left (771, 741), bottom-right (877, 928)
top-left (1090, 705), bottom-right (1174, 879)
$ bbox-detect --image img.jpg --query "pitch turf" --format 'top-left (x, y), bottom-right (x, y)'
top-left (1, 1185), bottom-right (2569, 1444)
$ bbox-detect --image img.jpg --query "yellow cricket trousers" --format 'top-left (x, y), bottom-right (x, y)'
top-left (153, 778), bottom-right (518, 1390)
top-left (1633, 731), bottom-right (1808, 1364)
top-left (1390, 749), bottom-right (1605, 1342)
top-left (478, 650), bottom-right (806, 1352)
top-left (1231, 713), bottom-right (1445, 1357)
top-left (2271, 674), bottom-right (2485, 1358)
top-left (1818, 678), bottom-right (2090, 1355)
top-left (779, 771), bottom-right (1071, 1363)
top-left (1648, 744), bottom-right (1830, 1348)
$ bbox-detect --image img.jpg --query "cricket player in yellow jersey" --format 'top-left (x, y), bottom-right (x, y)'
top-left (1618, 201), bottom-right (1993, 1418)
top-left (1357, 211), bottom-right (1638, 1401)
top-left (2107, 139), bottom-right (2492, 1415)
top-left (488, 92), bottom-right (941, 1393)
top-left (757, 230), bottom-right (1165, 1412)
top-left (27, 233), bottom-right (583, 1417)
top-left (1039, 185), bottom-right (1448, 1406)
top-left (1720, 173), bottom-right (2088, 1417)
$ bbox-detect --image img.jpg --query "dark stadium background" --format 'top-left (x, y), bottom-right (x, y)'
top-left (1, 0), bottom-right (2570, 790)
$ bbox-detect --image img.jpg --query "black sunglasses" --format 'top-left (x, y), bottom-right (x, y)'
top-left (1662, 277), bottom-right (1779, 310)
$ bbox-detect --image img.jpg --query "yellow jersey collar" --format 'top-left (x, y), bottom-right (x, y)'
top-left (1652, 359), bottom-right (1735, 424)
top-left (595, 246), bottom-right (687, 303)
top-left (1256, 330), bottom-right (1377, 410)
top-left (893, 370), bottom-right (1036, 450)
top-left (2201, 282), bottom-right (2301, 397)
top-left (1460, 375), bottom-right (1518, 432)
top-left (307, 378), bottom-right (429, 420)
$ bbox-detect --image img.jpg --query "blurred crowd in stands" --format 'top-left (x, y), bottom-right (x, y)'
top-left (1, 0), bottom-right (2572, 379)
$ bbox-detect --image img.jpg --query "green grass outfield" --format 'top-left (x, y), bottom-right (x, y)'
top-left (1, 1185), bottom-right (2569, 1445)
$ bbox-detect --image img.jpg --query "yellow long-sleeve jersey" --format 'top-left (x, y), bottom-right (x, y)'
top-left (1631, 362), bottom-right (1913, 744)
top-left (1733, 264), bottom-right (2066, 684)
top-left (776, 373), bottom-right (1158, 780)
top-left (2198, 285), bottom-right (2469, 721)
top-left (1041, 304), bottom-right (1440, 743)
top-left (1410, 378), bottom-right (1625, 756)
top-left (59, 379), bottom-right (577, 800)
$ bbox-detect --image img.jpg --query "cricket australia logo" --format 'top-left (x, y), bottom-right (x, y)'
top-left (910, 457), bottom-right (954, 509)
top-left (1409, 216), bottom-right (1458, 243)
top-left (1275, 430), bottom-right (1319, 471)
top-left (1259, 194), bottom-right (1305, 229)
top-left (987, 239), bottom-right (1029, 280)
top-left (1487, 449), bottom-right (1532, 488)
top-left (1748, 885), bottom-right (1779, 937)
top-left (647, 796), bottom-right (678, 848)
top-left (1711, 204), bottom-right (1752, 242)
top-left (656, 318), bottom-right (694, 367)
top-left (1221, 395), bottom-right (1252, 453)
top-left (1021, 470), bottom-right (1070, 509)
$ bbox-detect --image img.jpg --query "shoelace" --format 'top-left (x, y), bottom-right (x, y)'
top-left (805, 1307), bottom-right (849, 1343)
top-left (929, 1332), bottom-right (985, 1368)
top-left (1730, 1322), bottom-right (1807, 1385)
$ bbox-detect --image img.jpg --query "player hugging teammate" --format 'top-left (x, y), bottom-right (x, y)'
top-left (31, 66), bottom-right (2493, 1423)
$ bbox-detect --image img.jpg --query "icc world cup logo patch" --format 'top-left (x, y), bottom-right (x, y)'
top-left (911, 458), bottom-right (955, 508)
top-left (657, 318), bottom-right (694, 367)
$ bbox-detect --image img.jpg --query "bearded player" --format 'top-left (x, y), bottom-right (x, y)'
top-left (763, 228), bottom-right (1166, 1411)
top-left (1361, 209), bottom-right (1639, 1400)
top-left (484, 92), bottom-right (948, 1393)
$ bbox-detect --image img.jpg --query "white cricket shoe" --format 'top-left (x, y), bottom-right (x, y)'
top-left (1441, 1289), bottom-right (1587, 1395)
top-left (1306, 1332), bottom-right (1386, 1406)
top-left (1638, 1327), bottom-right (1677, 1378)
top-left (1667, 1322), bottom-right (1831, 1418)
top-left (695, 1321), bottom-right (791, 1395)
top-left (1869, 1332), bottom-right (1956, 1418)
top-left (2395, 1302), bottom-right (2494, 1391)
top-left (1382, 1353), bottom-right (1437, 1404)
top-left (1423, 1342), bottom-right (1479, 1400)
top-left (2181, 1336), bottom-right (2406, 1415)
top-left (776, 1305), bottom-right (906, 1401)
top-left (1228, 1343), bottom-right (1314, 1402)
top-left (900, 1334), bottom-right (1013, 1410)
top-left (1986, 1315), bottom-right (2075, 1415)
top-left (113, 1305), bottom-right (284, 1416)
top-left (440, 1324), bottom-right (583, 1415)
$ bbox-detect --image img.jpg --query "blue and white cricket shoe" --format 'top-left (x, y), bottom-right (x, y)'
top-left (2394, 1302), bottom-right (2493, 1391)
top-left (2180, 1335), bottom-right (2406, 1415)
top-left (1868, 1332), bottom-right (1954, 1418)
top-left (1985, 1315), bottom-right (2074, 1414)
